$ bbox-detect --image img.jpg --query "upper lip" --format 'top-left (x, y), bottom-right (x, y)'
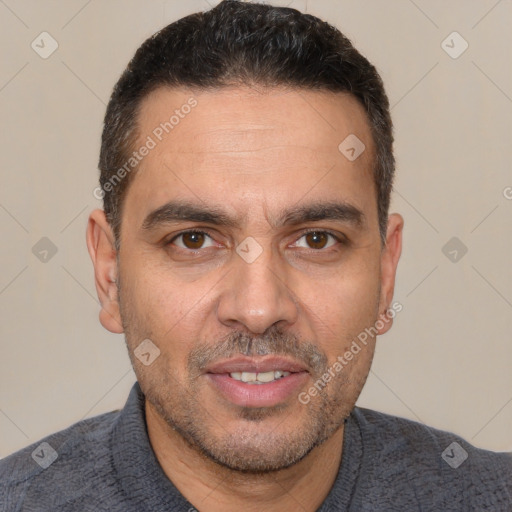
top-left (204, 356), bottom-right (307, 374)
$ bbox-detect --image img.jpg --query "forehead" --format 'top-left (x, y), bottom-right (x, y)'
top-left (136, 86), bottom-right (373, 155)
top-left (124, 85), bottom-right (377, 230)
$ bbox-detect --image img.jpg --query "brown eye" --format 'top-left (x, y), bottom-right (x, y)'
top-left (182, 232), bottom-right (205, 249)
top-left (293, 231), bottom-right (339, 250)
top-left (305, 232), bottom-right (329, 249)
top-left (172, 231), bottom-right (214, 250)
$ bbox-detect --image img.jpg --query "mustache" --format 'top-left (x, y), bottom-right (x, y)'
top-left (188, 326), bottom-right (328, 376)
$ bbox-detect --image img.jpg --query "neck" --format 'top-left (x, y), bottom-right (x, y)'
top-left (145, 402), bottom-right (344, 512)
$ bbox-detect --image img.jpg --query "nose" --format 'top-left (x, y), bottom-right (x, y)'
top-left (216, 246), bottom-right (299, 334)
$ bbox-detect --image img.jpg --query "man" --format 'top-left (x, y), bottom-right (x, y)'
top-left (1, 1), bottom-right (511, 510)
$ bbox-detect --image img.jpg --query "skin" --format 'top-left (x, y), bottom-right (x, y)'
top-left (87, 85), bottom-right (403, 511)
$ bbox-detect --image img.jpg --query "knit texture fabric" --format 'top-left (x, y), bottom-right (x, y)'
top-left (1, 382), bottom-right (511, 511)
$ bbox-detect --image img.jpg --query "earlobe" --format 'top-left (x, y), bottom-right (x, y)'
top-left (377, 213), bottom-right (404, 335)
top-left (86, 209), bottom-right (124, 334)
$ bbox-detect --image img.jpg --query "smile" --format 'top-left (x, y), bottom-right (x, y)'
top-left (229, 370), bottom-right (291, 383)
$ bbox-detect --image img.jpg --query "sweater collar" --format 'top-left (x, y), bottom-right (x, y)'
top-left (112, 381), bottom-right (362, 511)
top-left (112, 381), bottom-right (194, 511)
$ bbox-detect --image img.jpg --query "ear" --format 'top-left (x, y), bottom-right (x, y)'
top-left (377, 213), bottom-right (404, 335)
top-left (86, 209), bottom-right (124, 334)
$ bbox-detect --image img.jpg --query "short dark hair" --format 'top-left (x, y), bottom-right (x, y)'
top-left (99, 0), bottom-right (394, 249)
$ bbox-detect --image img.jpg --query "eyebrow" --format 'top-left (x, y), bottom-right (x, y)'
top-left (278, 202), bottom-right (366, 230)
top-left (141, 199), bottom-right (366, 232)
top-left (141, 201), bottom-right (237, 231)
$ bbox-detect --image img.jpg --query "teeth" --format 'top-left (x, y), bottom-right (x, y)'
top-left (229, 370), bottom-right (291, 384)
top-left (256, 371), bottom-right (275, 383)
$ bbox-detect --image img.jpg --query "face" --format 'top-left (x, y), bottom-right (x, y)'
top-left (88, 85), bottom-right (403, 473)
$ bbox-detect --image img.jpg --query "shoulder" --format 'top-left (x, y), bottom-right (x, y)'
top-left (350, 407), bottom-right (512, 509)
top-left (353, 406), bottom-right (511, 468)
top-left (0, 409), bottom-right (120, 511)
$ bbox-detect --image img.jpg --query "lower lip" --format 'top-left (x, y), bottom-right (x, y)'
top-left (206, 372), bottom-right (309, 408)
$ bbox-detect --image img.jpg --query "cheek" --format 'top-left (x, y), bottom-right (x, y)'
top-left (295, 257), bottom-right (380, 350)
top-left (305, 254), bottom-right (379, 309)
top-left (121, 257), bottom-right (214, 344)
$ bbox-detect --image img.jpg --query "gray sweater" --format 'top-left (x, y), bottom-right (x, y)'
top-left (1, 382), bottom-right (511, 511)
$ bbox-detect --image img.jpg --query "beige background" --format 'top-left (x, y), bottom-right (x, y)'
top-left (1, 0), bottom-right (511, 457)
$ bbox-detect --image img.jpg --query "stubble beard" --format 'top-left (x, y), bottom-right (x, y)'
top-left (117, 277), bottom-right (374, 474)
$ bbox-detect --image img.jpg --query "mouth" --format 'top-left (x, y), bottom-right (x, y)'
top-left (229, 370), bottom-right (291, 384)
top-left (204, 356), bottom-right (309, 408)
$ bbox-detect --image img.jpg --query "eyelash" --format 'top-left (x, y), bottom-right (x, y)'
top-left (168, 230), bottom-right (217, 250)
top-left (167, 229), bottom-right (346, 251)
top-left (300, 228), bottom-right (346, 245)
